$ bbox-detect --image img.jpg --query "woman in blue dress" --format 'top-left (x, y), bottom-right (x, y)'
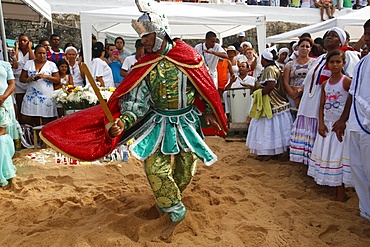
top-left (0, 60), bottom-right (17, 187)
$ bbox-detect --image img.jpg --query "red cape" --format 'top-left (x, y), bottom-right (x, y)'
top-left (41, 41), bottom-right (227, 161)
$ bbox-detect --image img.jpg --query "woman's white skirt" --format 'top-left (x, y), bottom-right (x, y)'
top-left (246, 109), bottom-right (293, 155)
top-left (308, 121), bottom-right (353, 187)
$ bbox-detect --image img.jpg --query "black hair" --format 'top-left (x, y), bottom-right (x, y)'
top-left (205, 31), bottom-right (217, 40)
top-left (50, 34), bottom-right (60, 40)
top-left (64, 42), bottom-right (75, 51)
top-left (18, 33), bottom-right (32, 42)
top-left (34, 44), bottom-right (46, 52)
top-left (38, 37), bottom-right (48, 44)
top-left (298, 37), bottom-right (313, 47)
top-left (92, 42), bottom-right (104, 58)
top-left (56, 59), bottom-right (71, 75)
top-left (326, 50), bottom-right (346, 65)
top-left (289, 41), bottom-right (296, 48)
top-left (114, 37), bottom-right (125, 45)
top-left (314, 37), bottom-right (324, 46)
top-left (345, 30), bottom-right (350, 40)
top-left (300, 32), bottom-right (311, 38)
top-left (135, 39), bottom-right (144, 48)
top-left (364, 19), bottom-right (370, 28)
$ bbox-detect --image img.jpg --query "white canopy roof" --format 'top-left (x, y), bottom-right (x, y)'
top-left (1, 0), bottom-right (52, 22)
top-left (267, 7), bottom-right (370, 43)
top-left (80, 2), bottom-right (266, 67)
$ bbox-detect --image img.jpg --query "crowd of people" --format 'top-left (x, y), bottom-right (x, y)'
top-left (194, 21), bottom-right (370, 222)
top-left (0, 4), bottom-right (370, 238)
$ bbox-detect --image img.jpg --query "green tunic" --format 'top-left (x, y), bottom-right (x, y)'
top-left (119, 58), bottom-right (217, 166)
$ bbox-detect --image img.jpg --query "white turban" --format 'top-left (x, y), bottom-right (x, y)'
top-left (262, 45), bottom-right (278, 61)
top-left (65, 46), bottom-right (78, 55)
top-left (278, 47), bottom-right (290, 55)
top-left (240, 41), bottom-right (252, 48)
top-left (328, 27), bottom-right (346, 46)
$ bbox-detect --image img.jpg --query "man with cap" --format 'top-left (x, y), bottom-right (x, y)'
top-left (232, 31), bottom-right (246, 52)
top-left (40, 0), bottom-right (227, 240)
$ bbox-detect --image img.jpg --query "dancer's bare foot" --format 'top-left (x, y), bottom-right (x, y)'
top-left (160, 221), bottom-right (181, 240)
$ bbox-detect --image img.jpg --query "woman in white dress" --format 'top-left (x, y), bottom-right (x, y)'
top-left (65, 46), bottom-right (85, 87)
top-left (246, 47), bottom-right (293, 161)
top-left (12, 33), bottom-right (35, 124)
top-left (19, 44), bottom-right (60, 126)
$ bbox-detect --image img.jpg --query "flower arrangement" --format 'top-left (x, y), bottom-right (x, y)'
top-left (52, 85), bottom-right (115, 110)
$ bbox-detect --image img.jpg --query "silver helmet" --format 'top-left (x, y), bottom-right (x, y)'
top-left (131, 0), bottom-right (171, 52)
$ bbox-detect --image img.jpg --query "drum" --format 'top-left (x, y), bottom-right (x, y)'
top-left (228, 87), bottom-right (252, 129)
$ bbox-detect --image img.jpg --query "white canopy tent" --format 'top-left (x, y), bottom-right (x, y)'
top-left (266, 7), bottom-right (370, 43)
top-left (1, 0), bottom-right (52, 22)
top-left (0, 0), bottom-right (52, 61)
top-left (80, 2), bottom-right (266, 67)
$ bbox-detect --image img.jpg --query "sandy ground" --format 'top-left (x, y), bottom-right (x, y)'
top-left (1, 137), bottom-right (370, 247)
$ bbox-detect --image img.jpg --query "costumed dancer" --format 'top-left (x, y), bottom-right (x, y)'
top-left (333, 19), bottom-right (370, 220)
top-left (289, 27), bottom-right (358, 165)
top-left (40, 0), bottom-right (227, 240)
top-left (0, 60), bottom-right (17, 187)
top-left (246, 46), bottom-right (293, 161)
top-left (308, 50), bottom-right (353, 202)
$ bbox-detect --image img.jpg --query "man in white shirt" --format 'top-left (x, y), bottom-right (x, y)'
top-left (333, 19), bottom-right (370, 222)
top-left (120, 39), bottom-right (145, 77)
top-left (223, 61), bottom-right (255, 115)
top-left (194, 31), bottom-right (227, 88)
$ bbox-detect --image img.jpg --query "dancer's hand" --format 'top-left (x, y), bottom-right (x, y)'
top-left (108, 118), bottom-right (124, 138)
top-left (205, 114), bottom-right (221, 131)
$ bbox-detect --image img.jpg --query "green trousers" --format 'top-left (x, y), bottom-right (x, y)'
top-left (144, 148), bottom-right (197, 222)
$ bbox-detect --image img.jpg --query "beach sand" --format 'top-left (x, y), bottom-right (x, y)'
top-left (1, 137), bottom-right (370, 247)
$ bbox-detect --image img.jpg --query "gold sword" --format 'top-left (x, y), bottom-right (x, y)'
top-left (80, 63), bottom-right (115, 130)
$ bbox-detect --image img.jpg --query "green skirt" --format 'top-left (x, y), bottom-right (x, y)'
top-left (129, 106), bottom-right (217, 166)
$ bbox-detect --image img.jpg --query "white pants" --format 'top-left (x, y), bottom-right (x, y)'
top-left (350, 131), bottom-right (370, 221)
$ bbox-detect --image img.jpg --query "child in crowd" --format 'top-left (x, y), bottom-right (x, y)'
top-left (308, 50), bottom-right (352, 202)
top-left (55, 59), bottom-right (73, 90)
top-left (55, 59), bottom-right (73, 118)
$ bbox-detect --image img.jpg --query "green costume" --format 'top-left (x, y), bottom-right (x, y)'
top-left (119, 47), bottom-right (217, 222)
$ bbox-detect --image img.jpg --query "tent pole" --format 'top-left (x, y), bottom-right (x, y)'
top-left (0, 0), bottom-right (8, 62)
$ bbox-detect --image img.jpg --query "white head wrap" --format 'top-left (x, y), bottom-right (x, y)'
top-left (240, 41), bottom-right (252, 48)
top-left (328, 27), bottom-right (346, 46)
top-left (278, 47), bottom-right (290, 56)
top-left (262, 45), bottom-right (278, 61)
top-left (65, 46), bottom-right (78, 55)
top-left (292, 42), bottom-right (298, 50)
